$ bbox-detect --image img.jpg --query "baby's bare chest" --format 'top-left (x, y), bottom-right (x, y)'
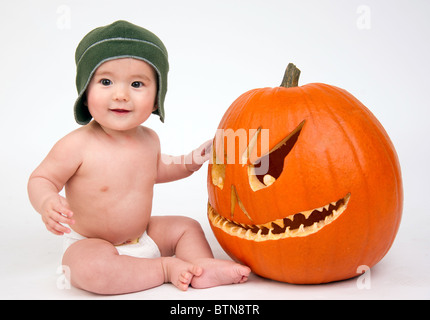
top-left (76, 142), bottom-right (158, 191)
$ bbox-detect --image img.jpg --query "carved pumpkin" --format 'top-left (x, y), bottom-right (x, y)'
top-left (207, 64), bottom-right (403, 284)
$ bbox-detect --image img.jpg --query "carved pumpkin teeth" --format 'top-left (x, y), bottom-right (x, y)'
top-left (208, 193), bottom-right (350, 241)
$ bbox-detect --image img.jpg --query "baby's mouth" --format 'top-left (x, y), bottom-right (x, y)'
top-left (110, 108), bottom-right (131, 115)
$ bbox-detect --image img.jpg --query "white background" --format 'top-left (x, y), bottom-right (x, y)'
top-left (0, 0), bottom-right (429, 299)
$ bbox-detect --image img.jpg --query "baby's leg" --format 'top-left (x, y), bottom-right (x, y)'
top-left (62, 238), bottom-right (201, 294)
top-left (148, 216), bottom-right (251, 289)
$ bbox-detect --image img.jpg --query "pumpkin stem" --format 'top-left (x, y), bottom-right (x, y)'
top-left (280, 63), bottom-right (301, 88)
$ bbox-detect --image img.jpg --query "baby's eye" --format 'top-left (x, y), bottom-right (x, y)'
top-left (131, 81), bottom-right (144, 88)
top-left (100, 79), bottom-right (112, 86)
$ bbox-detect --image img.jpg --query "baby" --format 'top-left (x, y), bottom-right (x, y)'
top-left (27, 20), bottom-right (250, 294)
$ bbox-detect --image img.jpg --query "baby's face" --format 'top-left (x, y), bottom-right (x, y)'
top-left (86, 58), bottom-right (158, 132)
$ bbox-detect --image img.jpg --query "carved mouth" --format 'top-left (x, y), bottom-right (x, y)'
top-left (208, 193), bottom-right (350, 241)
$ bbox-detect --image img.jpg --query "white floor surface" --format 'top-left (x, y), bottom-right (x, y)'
top-left (1, 212), bottom-right (428, 300)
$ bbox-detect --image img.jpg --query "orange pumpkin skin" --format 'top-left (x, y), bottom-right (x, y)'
top-left (207, 67), bottom-right (403, 284)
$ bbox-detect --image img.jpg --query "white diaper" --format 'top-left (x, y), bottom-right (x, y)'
top-left (63, 229), bottom-right (161, 259)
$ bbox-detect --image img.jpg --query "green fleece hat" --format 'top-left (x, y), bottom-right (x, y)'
top-left (74, 20), bottom-right (169, 125)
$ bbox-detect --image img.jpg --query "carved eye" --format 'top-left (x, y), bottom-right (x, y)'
top-left (211, 140), bottom-right (226, 190)
top-left (245, 121), bottom-right (305, 191)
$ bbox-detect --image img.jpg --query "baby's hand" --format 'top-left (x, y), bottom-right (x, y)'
top-left (41, 194), bottom-right (75, 235)
top-left (185, 140), bottom-right (213, 172)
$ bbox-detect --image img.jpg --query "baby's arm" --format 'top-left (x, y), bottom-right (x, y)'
top-left (28, 131), bottom-right (83, 235)
top-left (156, 139), bottom-right (212, 183)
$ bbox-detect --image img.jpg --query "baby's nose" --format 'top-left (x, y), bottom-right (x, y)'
top-left (113, 86), bottom-right (129, 101)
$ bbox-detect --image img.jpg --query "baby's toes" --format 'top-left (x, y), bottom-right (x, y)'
top-left (239, 275), bottom-right (249, 284)
top-left (177, 281), bottom-right (190, 291)
top-left (190, 265), bottom-right (203, 277)
top-left (177, 272), bottom-right (192, 291)
top-left (179, 271), bottom-right (192, 284)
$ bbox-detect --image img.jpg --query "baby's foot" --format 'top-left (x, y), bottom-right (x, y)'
top-left (161, 257), bottom-right (202, 291)
top-left (190, 258), bottom-right (251, 289)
